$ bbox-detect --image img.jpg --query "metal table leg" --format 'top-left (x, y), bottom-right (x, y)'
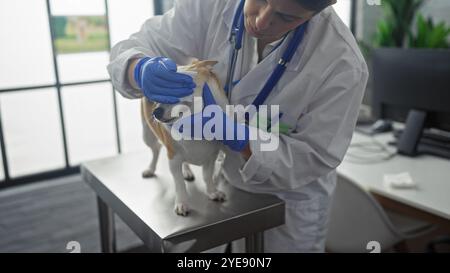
top-left (97, 196), bottom-right (116, 253)
top-left (245, 232), bottom-right (264, 253)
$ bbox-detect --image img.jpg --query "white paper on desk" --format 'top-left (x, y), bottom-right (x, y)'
top-left (383, 172), bottom-right (417, 189)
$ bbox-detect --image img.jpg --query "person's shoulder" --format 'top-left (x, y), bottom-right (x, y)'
top-left (312, 6), bottom-right (367, 72)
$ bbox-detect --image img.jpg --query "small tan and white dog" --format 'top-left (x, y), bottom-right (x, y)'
top-left (140, 60), bottom-right (228, 216)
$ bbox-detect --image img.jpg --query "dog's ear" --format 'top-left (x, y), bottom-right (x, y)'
top-left (201, 60), bottom-right (219, 67)
top-left (192, 60), bottom-right (218, 69)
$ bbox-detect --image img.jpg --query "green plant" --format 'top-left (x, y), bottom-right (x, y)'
top-left (408, 14), bottom-right (450, 48)
top-left (375, 0), bottom-right (424, 47)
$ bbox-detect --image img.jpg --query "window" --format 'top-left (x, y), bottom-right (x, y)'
top-left (62, 83), bottom-right (117, 165)
top-left (50, 0), bottom-right (110, 84)
top-left (108, 0), bottom-right (155, 46)
top-left (0, 89), bottom-right (65, 177)
top-left (0, 0), bottom-right (154, 186)
top-left (0, 0), bottom-right (55, 89)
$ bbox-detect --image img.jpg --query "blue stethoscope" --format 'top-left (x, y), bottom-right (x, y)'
top-left (225, 0), bottom-right (309, 112)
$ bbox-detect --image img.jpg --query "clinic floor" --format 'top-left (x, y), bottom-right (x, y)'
top-left (0, 175), bottom-right (145, 253)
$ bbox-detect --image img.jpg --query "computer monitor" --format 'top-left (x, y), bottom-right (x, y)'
top-left (372, 48), bottom-right (450, 157)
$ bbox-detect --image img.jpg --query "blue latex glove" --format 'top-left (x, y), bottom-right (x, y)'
top-left (134, 57), bottom-right (196, 104)
top-left (173, 84), bottom-right (249, 152)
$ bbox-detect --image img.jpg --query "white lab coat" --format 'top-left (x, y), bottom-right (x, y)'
top-left (108, 0), bottom-right (368, 252)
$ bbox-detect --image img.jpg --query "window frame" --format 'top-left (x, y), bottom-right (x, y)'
top-left (0, 0), bottom-right (157, 189)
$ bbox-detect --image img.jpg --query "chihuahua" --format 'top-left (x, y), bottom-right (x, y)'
top-left (140, 60), bottom-right (228, 216)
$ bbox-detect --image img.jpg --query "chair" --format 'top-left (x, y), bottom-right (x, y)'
top-left (326, 177), bottom-right (435, 253)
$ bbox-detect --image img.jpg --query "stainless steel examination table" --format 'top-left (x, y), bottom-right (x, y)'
top-left (81, 151), bottom-right (285, 253)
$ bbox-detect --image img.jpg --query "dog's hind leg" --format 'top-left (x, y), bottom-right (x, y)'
top-left (182, 163), bottom-right (195, 182)
top-left (203, 159), bottom-right (226, 202)
top-left (169, 156), bottom-right (190, 216)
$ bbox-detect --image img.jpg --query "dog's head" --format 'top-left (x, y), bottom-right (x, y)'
top-left (153, 60), bottom-right (229, 124)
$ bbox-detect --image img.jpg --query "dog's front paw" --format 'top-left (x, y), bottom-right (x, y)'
top-left (142, 168), bottom-right (156, 178)
top-left (208, 191), bottom-right (226, 202)
top-left (174, 203), bottom-right (189, 216)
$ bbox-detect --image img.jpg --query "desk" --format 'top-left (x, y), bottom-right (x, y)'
top-left (81, 151), bottom-right (284, 253)
top-left (338, 132), bottom-right (450, 225)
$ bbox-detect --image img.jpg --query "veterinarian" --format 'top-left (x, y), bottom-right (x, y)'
top-left (108, 0), bottom-right (368, 252)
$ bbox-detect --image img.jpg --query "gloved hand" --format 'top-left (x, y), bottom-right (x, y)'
top-left (134, 57), bottom-right (196, 104)
top-left (173, 84), bottom-right (249, 152)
